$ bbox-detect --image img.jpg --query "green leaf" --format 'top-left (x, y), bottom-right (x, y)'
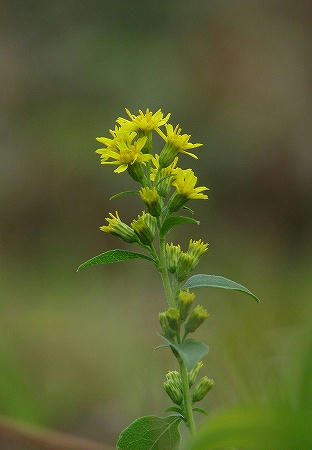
top-left (183, 274), bottom-right (259, 303)
top-left (160, 335), bottom-right (209, 371)
top-left (182, 205), bottom-right (194, 214)
top-left (109, 190), bottom-right (139, 200)
top-left (77, 249), bottom-right (155, 272)
top-left (160, 216), bottom-right (200, 236)
top-left (165, 406), bottom-right (183, 415)
top-left (117, 415), bottom-right (181, 450)
top-left (193, 407), bottom-right (208, 416)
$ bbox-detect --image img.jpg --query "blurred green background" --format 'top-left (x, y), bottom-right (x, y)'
top-left (1, 1), bottom-right (312, 448)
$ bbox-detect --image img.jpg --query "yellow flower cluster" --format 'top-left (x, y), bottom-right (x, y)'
top-left (96, 108), bottom-right (208, 205)
top-left (97, 108), bottom-right (209, 277)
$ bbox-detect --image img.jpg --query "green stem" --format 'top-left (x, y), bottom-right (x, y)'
top-left (155, 214), bottom-right (196, 436)
top-left (158, 232), bottom-right (174, 307)
top-left (178, 355), bottom-right (196, 435)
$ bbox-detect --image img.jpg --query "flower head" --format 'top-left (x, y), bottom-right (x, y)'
top-left (117, 108), bottom-right (170, 133)
top-left (184, 305), bottom-right (209, 334)
top-left (100, 211), bottom-right (137, 243)
top-left (131, 211), bottom-right (155, 245)
top-left (175, 251), bottom-right (194, 281)
top-left (173, 168), bottom-right (209, 200)
top-left (192, 376), bottom-right (214, 403)
top-left (96, 129), bottom-right (152, 174)
top-left (189, 361), bottom-right (204, 388)
top-left (150, 154), bottom-right (178, 197)
top-left (188, 239), bottom-right (208, 269)
top-left (139, 187), bottom-right (161, 217)
top-left (166, 243), bottom-right (181, 273)
top-left (169, 168), bottom-right (209, 212)
top-left (178, 289), bottom-right (195, 321)
top-left (158, 124), bottom-right (203, 167)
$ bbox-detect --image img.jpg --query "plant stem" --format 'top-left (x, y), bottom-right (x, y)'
top-left (157, 218), bottom-right (174, 307)
top-left (159, 235), bottom-right (174, 307)
top-left (178, 356), bottom-right (196, 436)
top-left (155, 216), bottom-right (196, 436)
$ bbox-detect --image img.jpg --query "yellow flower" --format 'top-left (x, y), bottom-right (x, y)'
top-left (157, 124), bottom-right (203, 167)
top-left (168, 168), bottom-right (209, 212)
top-left (173, 168), bottom-right (209, 199)
top-left (100, 211), bottom-right (138, 243)
top-left (188, 239), bottom-right (209, 260)
top-left (116, 108), bottom-right (170, 133)
top-left (96, 130), bottom-right (152, 174)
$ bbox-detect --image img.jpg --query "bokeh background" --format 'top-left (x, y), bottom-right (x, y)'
top-left (1, 1), bottom-right (312, 448)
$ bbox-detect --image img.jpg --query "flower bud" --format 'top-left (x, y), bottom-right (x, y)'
top-left (166, 243), bottom-right (181, 273)
top-left (188, 361), bottom-right (203, 387)
top-left (163, 379), bottom-right (183, 405)
top-left (131, 211), bottom-right (155, 245)
top-left (188, 239), bottom-right (208, 269)
top-left (159, 312), bottom-right (175, 339)
top-left (175, 251), bottom-right (194, 281)
top-left (165, 370), bottom-right (182, 391)
top-left (184, 305), bottom-right (209, 334)
top-left (178, 289), bottom-right (195, 321)
top-left (165, 308), bottom-right (180, 333)
top-left (139, 187), bottom-right (162, 217)
top-left (192, 376), bottom-right (214, 403)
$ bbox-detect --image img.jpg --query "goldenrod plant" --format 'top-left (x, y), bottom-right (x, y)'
top-left (77, 108), bottom-right (259, 449)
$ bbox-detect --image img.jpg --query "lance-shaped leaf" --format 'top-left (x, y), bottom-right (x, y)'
top-left (109, 190), bottom-right (139, 200)
top-left (160, 216), bottom-right (200, 236)
top-left (159, 335), bottom-right (209, 371)
top-left (117, 415), bottom-right (182, 450)
top-left (183, 274), bottom-right (259, 303)
top-left (77, 249), bottom-right (155, 272)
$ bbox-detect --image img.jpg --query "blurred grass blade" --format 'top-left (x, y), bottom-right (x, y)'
top-left (77, 249), bottom-right (155, 271)
top-left (183, 274), bottom-right (259, 302)
top-left (186, 405), bottom-right (312, 450)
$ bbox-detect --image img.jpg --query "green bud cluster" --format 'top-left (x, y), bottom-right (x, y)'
top-left (165, 239), bottom-right (208, 282)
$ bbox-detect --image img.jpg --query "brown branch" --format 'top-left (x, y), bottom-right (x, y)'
top-left (0, 415), bottom-right (112, 450)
